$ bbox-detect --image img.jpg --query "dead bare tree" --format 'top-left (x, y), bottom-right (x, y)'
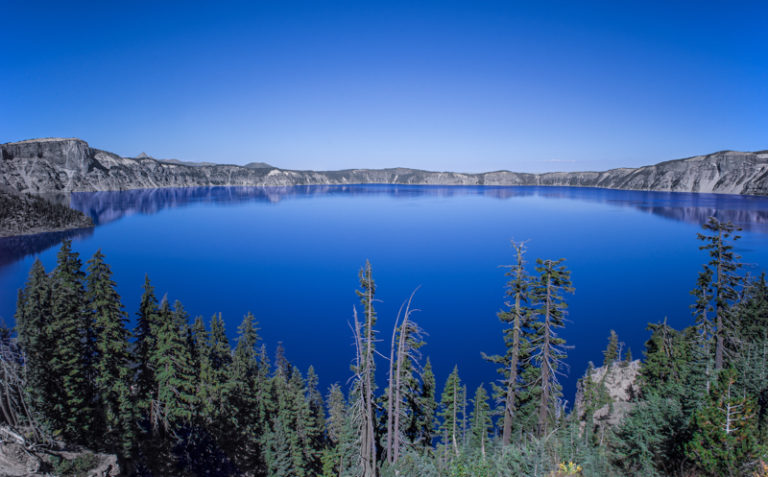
top-left (385, 288), bottom-right (423, 465)
top-left (0, 331), bottom-right (51, 447)
top-left (350, 260), bottom-right (379, 477)
top-left (530, 258), bottom-right (573, 437)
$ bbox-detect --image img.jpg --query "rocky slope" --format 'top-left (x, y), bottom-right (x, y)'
top-left (2, 138), bottom-right (768, 195)
top-left (574, 360), bottom-right (642, 428)
top-left (0, 442), bottom-right (119, 477)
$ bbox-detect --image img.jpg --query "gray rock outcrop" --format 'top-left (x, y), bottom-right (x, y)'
top-left (2, 138), bottom-right (767, 195)
top-left (574, 360), bottom-right (642, 428)
top-left (0, 441), bottom-right (119, 477)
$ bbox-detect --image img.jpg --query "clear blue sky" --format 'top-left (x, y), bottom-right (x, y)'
top-left (1, 1), bottom-right (766, 172)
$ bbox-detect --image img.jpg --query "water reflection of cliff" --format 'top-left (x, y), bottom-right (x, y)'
top-left (69, 185), bottom-right (768, 233)
top-left (0, 227), bottom-right (94, 267)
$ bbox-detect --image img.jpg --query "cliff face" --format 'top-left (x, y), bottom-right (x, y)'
top-left (2, 138), bottom-right (768, 195)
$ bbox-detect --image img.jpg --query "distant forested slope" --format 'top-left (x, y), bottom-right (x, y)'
top-left (0, 188), bottom-right (92, 237)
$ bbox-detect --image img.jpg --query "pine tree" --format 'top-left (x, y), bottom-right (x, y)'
top-left (323, 383), bottom-right (348, 476)
top-left (617, 320), bottom-right (708, 474)
top-left (483, 240), bottom-right (533, 445)
top-left (274, 341), bottom-right (291, 379)
top-left (414, 357), bottom-right (438, 448)
top-left (85, 249), bottom-right (134, 454)
top-left (696, 217), bottom-right (742, 371)
top-left (350, 260), bottom-right (378, 477)
top-left (198, 312), bottom-right (232, 440)
top-left (149, 298), bottom-right (197, 438)
top-left (640, 320), bottom-right (706, 410)
top-left (14, 259), bottom-right (53, 420)
top-left (264, 366), bottom-right (318, 476)
top-left (439, 365), bottom-right (465, 457)
top-left (576, 361), bottom-right (611, 445)
top-left (305, 365), bottom-right (326, 466)
top-left (623, 347), bottom-right (632, 364)
top-left (48, 239), bottom-right (92, 441)
top-left (686, 368), bottom-right (764, 476)
top-left (134, 275), bottom-right (160, 425)
top-left (226, 312), bottom-right (263, 467)
top-left (263, 414), bottom-right (295, 477)
top-left (602, 330), bottom-right (619, 367)
top-left (469, 384), bottom-right (492, 457)
top-left (738, 272), bottom-right (768, 342)
top-left (529, 258), bottom-right (573, 437)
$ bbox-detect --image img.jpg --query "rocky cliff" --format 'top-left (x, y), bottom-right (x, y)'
top-left (574, 360), bottom-right (642, 428)
top-left (2, 138), bottom-right (768, 195)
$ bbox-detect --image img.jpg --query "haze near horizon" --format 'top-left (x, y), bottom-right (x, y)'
top-left (1, 0), bottom-right (765, 173)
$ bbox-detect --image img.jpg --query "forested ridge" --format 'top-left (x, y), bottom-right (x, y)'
top-left (0, 188), bottom-right (93, 237)
top-left (2, 217), bottom-right (768, 476)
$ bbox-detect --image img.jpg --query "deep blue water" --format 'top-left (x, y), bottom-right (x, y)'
top-left (2, 184), bottom-right (768, 405)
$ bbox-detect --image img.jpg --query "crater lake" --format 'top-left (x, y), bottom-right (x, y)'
top-left (2, 184), bottom-right (768, 402)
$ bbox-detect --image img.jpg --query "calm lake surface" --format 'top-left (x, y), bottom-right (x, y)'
top-left (2, 184), bottom-right (768, 403)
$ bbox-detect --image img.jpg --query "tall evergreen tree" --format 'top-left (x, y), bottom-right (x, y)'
top-left (469, 384), bottom-right (492, 457)
top-left (49, 239), bottom-right (92, 441)
top-left (149, 299), bottom-right (197, 438)
top-left (322, 383), bottom-right (348, 477)
top-left (483, 240), bottom-right (533, 445)
top-left (602, 330), bottom-right (619, 367)
top-left (414, 357), bottom-right (438, 449)
top-left (737, 272), bottom-right (768, 342)
top-left (691, 264), bottom-right (715, 383)
top-left (198, 312), bottom-right (232, 439)
top-left (615, 320), bottom-right (707, 474)
top-left (439, 365), bottom-right (466, 457)
top-left (576, 361), bottom-right (609, 437)
top-left (306, 365), bottom-right (326, 459)
top-left (134, 275), bottom-right (160, 424)
top-left (85, 249), bottom-right (134, 454)
top-left (14, 259), bottom-right (53, 420)
top-left (226, 312), bottom-right (263, 467)
top-left (350, 260), bottom-right (378, 477)
top-left (696, 217), bottom-right (742, 371)
top-left (529, 258), bottom-right (573, 437)
top-left (264, 366), bottom-right (319, 476)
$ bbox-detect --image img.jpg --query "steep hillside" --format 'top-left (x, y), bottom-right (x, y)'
top-left (2, 138), bottom-right (768, 195)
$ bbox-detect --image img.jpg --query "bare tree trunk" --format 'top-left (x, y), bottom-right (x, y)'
top-left (392, 303), bottom-right (410, 464)
top-left (363, 275), bottom-right (378, 477)
top-left (352, 308), bottom-right (373, 477)
top-left (503, 309), bottom-right (520, 445)
top-left (385, 309), bottom-right (399, 464)
top-left (537, 273), bottom-right (552, 437)
top-left (502, 241), bottom-right (527, 445)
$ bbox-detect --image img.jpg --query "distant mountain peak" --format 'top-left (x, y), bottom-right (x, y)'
top-left (244, 161), bottom-right (274, 169)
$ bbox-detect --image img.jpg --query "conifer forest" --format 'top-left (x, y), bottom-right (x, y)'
top-left (4, 216), bottom-right (768, 477)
